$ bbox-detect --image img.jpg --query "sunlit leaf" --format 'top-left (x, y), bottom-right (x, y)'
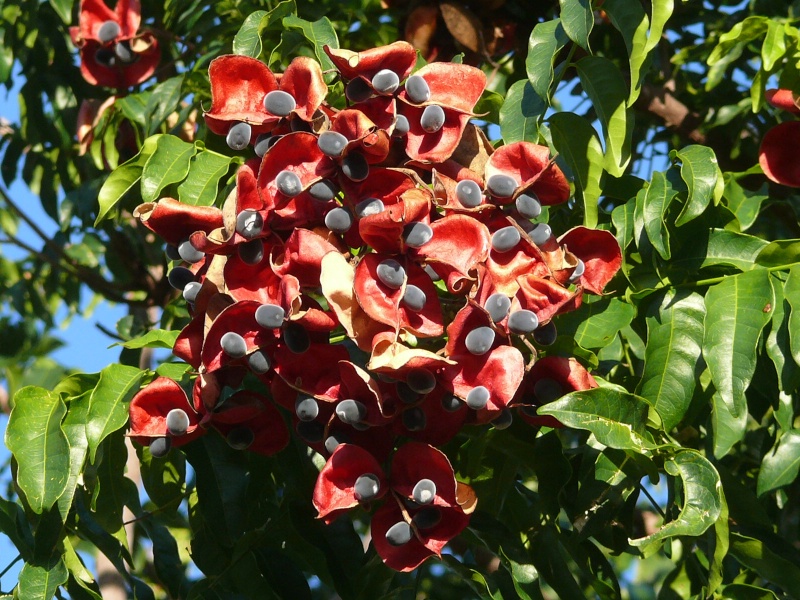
top-left (177, 148), bottom-right (234, 207)
top-left (634, 171), bottom-right (676, 260)
top-left (729, 532), bottom-right (800, 593)
top-left (672, 145), bottom-right (722, 226)
top-left (95, 136), bottom-right (158, 225)
top-left (141, 135), bottom-right (197, 202)
top-left (558, 0), bottom-right (592, 50)
top-left (17, 558), bottom-right (68, 600)
top-left (233, 10), bottom-right (269, 57)
top-left (758, 430), bottom-right (800, 496)
top-left (526, 20), bottom-right (569, 100)
top-left (499, 80), bottom-right (545, 144)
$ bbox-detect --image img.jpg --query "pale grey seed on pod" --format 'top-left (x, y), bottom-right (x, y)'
top-left (336, 399), bottom-right (367, 425)
top-left (295, 396), bottom-right (319, 422)
top-left (534, 378), bottom-right (564, 403)
top-left (486, 173), bottom-right (517, 198)
top-left (220, 331), bottom-right (247, 359)
top-left (255, 304), bottom-right (285, 329)
top-left (354, 473), bottom-right (381, 501)
top-left (276, 170), bottom-right (303, 197)
top-left (341, 153), bottom-right (369, 182)
top-left (236, 209), bottom-right (263, 239)
top-left (420, 104), bottom-right (445, 133)
top-left (283, 322), bottom-right (310, 354)
top-left (491, 226), bottom-right (521, 253)
top-left (412, 506), bottom-right (442, 529)
top-left (455, 179), bottom-right (483, 208)
top-left (516, 193), bottom-right (542, 219)
top-left (178, 240), bottom-right (204, 264)
top-left (309, 179), bottom-right (338, 202)
top-left (317, 131), bottom-right (349, 157)
top-left (226, 122), bottom-right (252, 151)
top-left (394, 114), bottom-right (410, 135)
top-left (97, 20), bottom-right (121, 44)
top-left (247, 349), bottom-right (271, 374)
top-left (355, 197), bottom-right (384, 218)
top-left (238, 239), bottom-right (264, 265)
top-left (508, 309), bottom-right (539, 335)
top-left (166, 408), bottom-right (190, 436)
top-left (403, 222), bottom-right (433, 248)
top-left (464, 326), bottom-right (495, 355)
top-left (485, 293), bottom-right (511, 322)
top-left (226, 426), bottom-right (254, 450)
top-left (492, 409), bottom-right (513, 430)
top-left (324, 433), bottom-right (349, 454)
top-left (385, 521), bottom-right (413, 546)
top-left (114, 41), bottom-right (135, 63)
top-left (466, 386), bottom-right (490, 410)
top-left (263, 90), bottom-right (296, 117)
top-left (182, 281), bottom-right (202, 303)
top-left (325, 207), bottom-right (353, 233)
top-left (149, 436), bottom-right (171, 458)
top-left (406, 368), bottom-right (436, 395)
top-left (402, 284), bottom-right (426, 312)
top-left (412, 478), bottom-right (436, 505)
top-left (424, 264), bottom-right (441, 281)
top-left (168, 266), bottom-right (195, 291)
top-left (376, 259), bottom-right (405, 289)
top-left (529, 223), bottom-right (553, 247)
top-left (568, 259), bottom-right (585, 283)
top-left (372, 69), bottom-right (400, 95)
top-left (346, 77), bottom-right (374, 103)
top-left (405, 75), bottom-right (431, 103)
top-left (254, 134), bottom-right (273, 158)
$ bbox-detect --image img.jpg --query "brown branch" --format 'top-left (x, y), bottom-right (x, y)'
top-left (636, 81), bottom-right (707, 145)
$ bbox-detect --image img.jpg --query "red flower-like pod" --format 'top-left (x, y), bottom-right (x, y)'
top-left (766, 89), bottom-right (800, 114)
top-left (208, 390), bottom-right (290, 456)
top-left (330, 109), bottom-right (391, 164)
top-left (201, 301), bottom-right (278, 373)
top-left (558, 227), bottom-right (622, 294)
top-left (324, 41), bottom-right (417, 84)
top-left (484, 142), bottom-right (570, 205)
top-left (129, 377), bottom-right (204, 446)
top-left (759, 121), bottom-right (800, 188)
top-left (358, 188), bottom-right (432, 254)
top-left (134, 197), bottom-right (224, 247)
top-left (280, 56), bottom-right (328, 122)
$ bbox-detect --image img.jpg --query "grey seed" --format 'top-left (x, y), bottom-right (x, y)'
top-left (97, 20), bottom-right (121, 44)
top-left (394, 114), bottom-right (410, 135)
top-left (325, 207), bottom-right (353, 233)
top-left (406, 368), bottom-right (436, 395)
top-left (166, 408), bottom-right (190, 436)
top-left (355, 197), bottom-right (384, 218)
top-left (466, 386), bottom-right (490, 410)
top-left (516, 193), bottom-right (542, 219)
top-left (263, 90), bottom-right (296, 117)
top-left (114, 41), bottom-right (135, 64)
top-left (221, 331), bottom-right (247, 359)
top-left (345, 77), bottom-right (373, 103)
top-left (533, 321), bottom-right (557, 346)
top-left (485, 293), bottom-right (511, 322)
top-left (324, 433), bottom-right (349, 454)
top-left (226, 122), bottom-right (252, 151)
top-left (441, 394), bottom-right (463, 412)
top-left (341, 153), bottom-right (369, 182)
top-left (317, 131), bottom-right (349, 158)
top-left (354, 473), bottom-right (381, 501)
top-left (165, 244), bottom-right (182, 261)
top-left (420, 104), bottom-right (446, 133)
top-left (455, 179), bottom-right (483, 208)
top-left (276, 170), bottom-right (303, 197)
top-left (335, 399), bottom-right (367, 425)
top-left (283, 322), bottom-right (310, 354)
top-left (178, 240), bottom-right (204, 264)
top-left (376, 259), bottom-right (405, 290)
top-left (424, 264), bottom-right (441, 281)
top-left (255, 304), bottom-right (285, 329)
top-left (412, 506), bottom-right (442, 529)
top-left (386, 521), bottom-right (413, 546)
top-left (254, 134), bottom-right (273, 158)
top-left (168, 266), bottom-right (195, 291)
top-left (568, 259), bottom-right (585, 284)
top-left (372, 69), bottom-right (400, 95)
top-left (94, 48), bottom-right (116, 68)
top-left (405, 75), bottom-right (431, 104)
top-left (508, 309), bottom-right (539, 335)
top-left (533, 378), bottom-right (564, 404)
top-left (149, 436), bottom-right (171, 458)
top-left (247, 349), bottom-right (271, 374)
top-left (236, 209), bottom-right (264, 239)
top-left (309, 179), bottom-right (338, 202)
top-left (529, 223), bottom-right (553, 247)
top-left (403, 222), bottom-right (433, 248)
top-left (402, 407), bottom-right (426, 432)
top-left (412, 478), bottom-right (436, 505)
top-left (296, 420), bottom-right (324, 443)
top-left (182, 281), bottom-right (202, 303)
top-left (295, 396), bottom-right (319, 422)
top-left (238, 239), bottom-right (264, 265)
top-left (486, 173), bottom-right (517, 198)
top-left (396, 382), bottom-right (421, 405)
top-left (402, 284), bottom-right (426, 312)
top-left (226, 426), bottom-right (255, 450)
top-left (491, 226), bottom-right (521, 253)
top-left (464, 326), bottom-right (495, 356)
top-left (492, 409), bottom-right (513, 430)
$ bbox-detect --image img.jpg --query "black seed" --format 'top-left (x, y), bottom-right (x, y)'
top-left (221, 331), bottom-right (247, 359)
top-left (263, 90), bottom-right (296, 117)
top-left (335, 399), bottom-right (367, 425)
top-left (114, 41), bottom-right (135, 64)
top-left (491, 226), bottom-right (521, 253)
top-left (168, 266), bottom-right (195, 290)
top-left (376, 259), bottom-right (405, 289)
top-left (236, 209), bottom-right (264, 239)
top-left (412, 478), bottom-right (436, 504)
top-left (94, 47), bottom-right (116, 68)
top-left (533, 321), bottom-right (557, 345)
top-left (402, 285), bottom-right (426, 312)
top-left (455, 179), bottom-right (483, 208)
top-left (406, 368), bottom-right (436, 394)
top-left (283, 322), bottom-right (310, 354)
top-left (346, 77), bottom-right (374, 103)
top-left (412, 506), bottom-right (442, 529)
top-left (97, 20), bottom-right (121, 44)
top-left (166, 408), bottom-right (190, 436)
top-left (255, 304), bottom-right (285, 329)
top-left (386, 521), bottom-right (413, 546)
top-left (254, 134), bottom-right (273, 158)
top-left (568, 259), bottom-right (585, 283)
top-left (247, 350), bottom-right (271, 374)
top-left (276, 170), bottom-right (303, 197)
top-left (529, 223), bottom-right (553, 246)
top-left (396, 382), bottom-right (421, 405)
top-left (178, 240), bottom-right (204, 264)
top-left (521, 404), bottom-right (539, 417)
top-left (309, 179), bottom-right (338, 202)
top-left (325, 207), bottom-right (353, 233)
top-left (402, 407), bottom-right (426, 431)
top-left (485, 293), bottom-right (511, 322)
top-left (226, 426), bottom-right (255, 450)
top-left (354, 473), bottom-right (381, 501)
top-left (486, 174), bottom-right (517, 198)
top-left (466, 386), bottom-right (490, 410)
top-left (290, 118), bottom-right (312, 132)
top-left (534, 378), bottom-right (564, 403)
top-left (420, 104), bottom-right (445, 133)
top-left (318, 131), bottom-right (349, 157)
top-left (165, 244), bottom-right (182, 261)
top-left (516, 193), bottom-right (542, 219)
top-left (341, 153), bottom-right (369, 182)
top-left (441, 394), bottom-right (463, 412)
top-left (238, 239), bottom-right (264, 265)
top-left (296, 420), bottom-right (324, 443)
top-left (464, 326), bottom-right (495, 355)
top-left (182, 281), bottom-right (202, 303)
top-left (405, 75), bottom-right (431, 103)
top-left (149, 436), bottom-right (171, 457)
top-left (324, 432), bottom-right (349, 454)
top-left (403, 222), bottom-right (433, 248)
top-left (295, 396), bottom-right (319, 422)
top-left (492, 409), bottom-right (513, 430)
top-left (394, 114), bottom-right (410, 135)
top-left (508, 309), bottom-right (539, 334)
top-left (372, 69), bottom-right (400, 95)
top-left (355, 197), bottom-right (384, 218)
top-left (226, 122), bottom-right (252, 151)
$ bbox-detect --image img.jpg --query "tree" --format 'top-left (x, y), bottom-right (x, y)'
top-left (1, 0), bottom-right (800, 597)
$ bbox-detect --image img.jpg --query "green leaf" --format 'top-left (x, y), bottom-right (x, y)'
top-left (177, 148), bottom-right (233, 207)
top-left (115, 329), bottom-right (180, 350)
top-left (141, 135), bottom-right (197, 202)
top-left (558, 0), bottom-right (592, 50)
top-left (145, 76), bottom-right (185, 136)
top-left (0, 496), bottom-right (34, 561)
top-left (601, 0), bottom-right (649, 103)
top-left (576, 56), bottom-right (631, 177)
top-left (48, 0), bottom-right (72, 23)
top-left (138, 445), bottom-right (186, 510)
top-left (17, 558), bottom-right (68, 600)
top-left (548, 112), bottom-right (603, 227)
top-left (729, 532), bottom-right (800, 593)
top-left (638, 290), bottom-right (705, 431)
top-left (94, 432), bottom-right (141, 533)
top-left (630, 450), bottom-right (721, 554)
top-left (85, 364), bottom-right (146, 463)
top-left (233, 10), bottom-right (269, 57)
top-left (723, 176), bottom-right (767, 231)
top-left (558, 297), bottom-right (636, 349)
top-left (499, 80), bottom-right (545, 144)
top-left (5, 387), bottom-right (70, 514)
top-left (756, 239), bottom-right (800, 268)
top-left (282, 15), bottom-right (339, 74)
top-left (612, 197), bottom-right (636, 253)
top-left (758, 430), bottom-right (800, 496)
top-left (95, 136), bottom-right (158, 225)
top-left (538, 387), bottom-right (656, 451)
top-left (474, 89), bottom-right (504, 126)
top-left (526, 20), bottom-right (570, 100)
top-left (784, 265), bottom-right (800, 367)
top-left (762, 20), bottom-right (787, 72)
top-left (708, 17), bottom-right (769, 66)
top-left (57, 391), bottom-right (91, 522)
top-left (634, 171), bottom-right (676, 260)
top-left (63, 538), bottom-right (102, 600)
top-left (703, 269), bottom-right (774, 457)
top-left (709, 486), bottom-right (729, 595)
top-left (719, 584), bottom-right (779, 600)
top-left (672, 145), bottom-right (721, 226)
top-left (699, 229), bottom-right (769, 271)
top-left (115, 92), bottom-right (152, 127)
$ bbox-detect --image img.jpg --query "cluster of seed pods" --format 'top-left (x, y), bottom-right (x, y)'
top-left (128, 41), bottom-right (622, 570)
top-left (759, 89), bottom-right (800, 188)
